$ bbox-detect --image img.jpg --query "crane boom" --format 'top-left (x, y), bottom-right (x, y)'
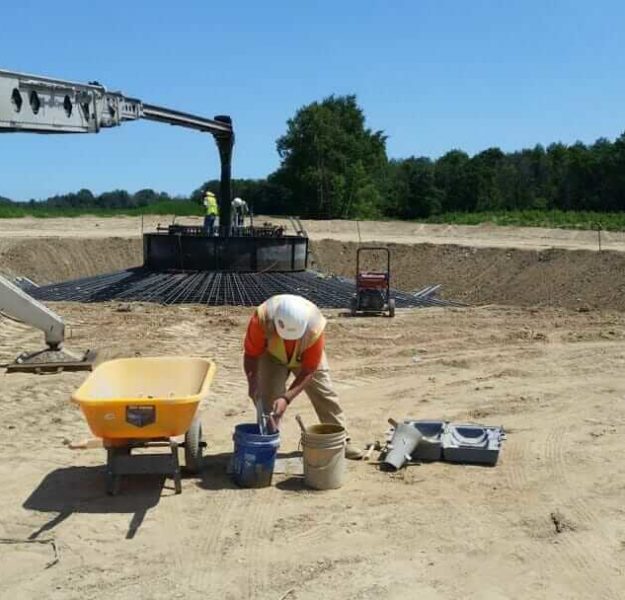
top-left (0, 68), bottom-right (234, 231)
top-left (0, 67), bottom-right (236, 372)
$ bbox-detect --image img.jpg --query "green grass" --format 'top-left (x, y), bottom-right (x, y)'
top-left (425, 209), bottom-right (625, 231)
top-left (0, 200), bottom-right (203, 219)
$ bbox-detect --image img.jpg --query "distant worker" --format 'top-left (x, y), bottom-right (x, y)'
top-left (231, 197), bottom-right (249, 229)
top-left (243, 294), bottom-right (363, 460)
top-left (203, 190), bottom-right (219, 235)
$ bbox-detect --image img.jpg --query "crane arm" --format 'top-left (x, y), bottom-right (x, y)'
top-left (0, 68), bottom-right (234, 232)
top-left (0, 274), bottom-right (65, 348)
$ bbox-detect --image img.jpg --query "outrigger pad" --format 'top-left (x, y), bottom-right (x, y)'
top-left (6, 348), bottom-right (96, 374)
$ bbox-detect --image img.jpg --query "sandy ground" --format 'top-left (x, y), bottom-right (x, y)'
top-left (1, 217), bottom-right (625, 599)
top-left (1, 214), bottom-right (624, 252)
top-left (1, 302), bottom-right (625, 600)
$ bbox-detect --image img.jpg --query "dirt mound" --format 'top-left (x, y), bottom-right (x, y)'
top-left (311, 239), bottom-right (625, 311)
top-left (0, 237), bottom-right (142, 284)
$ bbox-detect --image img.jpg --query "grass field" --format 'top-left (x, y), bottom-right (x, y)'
top-left (0, 200), bottom-right (203, 219)
top-left (425, 209), bottom-right (625, 231)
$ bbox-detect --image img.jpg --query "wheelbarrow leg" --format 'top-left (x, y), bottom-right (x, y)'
top-left (105, 441), bottom-right (182, 495)
top-left (106, 448), bottom-right (122, 496)
top-left (170, 440), bottom-right (182, 494)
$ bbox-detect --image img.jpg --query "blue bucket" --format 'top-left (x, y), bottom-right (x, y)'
top-left (232, 423), bottom-right (280, 488)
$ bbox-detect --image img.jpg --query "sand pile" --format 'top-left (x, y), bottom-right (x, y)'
top-left (0, 238), bottom-right (142, 284)
top-left (311, 240), bottom-right (625, 311)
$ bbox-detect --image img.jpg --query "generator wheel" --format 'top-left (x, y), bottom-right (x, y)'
top-left (184, 417), bottom-right (203, 474)
top-left (350, 295), bottom-right (358, 317)
top-left (388, 298), bottom-right (396, 318)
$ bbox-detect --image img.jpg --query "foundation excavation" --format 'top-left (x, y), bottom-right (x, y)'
top-left (1, 68), bottom-right (458, 312)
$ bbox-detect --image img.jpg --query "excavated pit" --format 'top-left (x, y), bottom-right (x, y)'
top-left (2, 236), bottom-right (625, 310)
top-left (0, 237), bottom-right (142, 284)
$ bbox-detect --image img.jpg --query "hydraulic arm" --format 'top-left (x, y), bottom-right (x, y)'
top-left (0, 68), bottom-right (234, 231)
top-left (0, 67), bottom-right (235, 371)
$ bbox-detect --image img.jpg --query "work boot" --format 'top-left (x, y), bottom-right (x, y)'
top-left (345, 442), bottom-right (364, 460)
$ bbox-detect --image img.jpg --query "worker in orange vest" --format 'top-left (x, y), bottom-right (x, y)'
top-left (243, 294), bottom-right (363, 459)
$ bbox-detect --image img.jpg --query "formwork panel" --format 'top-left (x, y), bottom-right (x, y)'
top-left (143, 234), bottom-right (308, 272)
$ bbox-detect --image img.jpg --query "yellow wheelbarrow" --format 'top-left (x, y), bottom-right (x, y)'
top-left (71, 357), bottom-right (216, 495)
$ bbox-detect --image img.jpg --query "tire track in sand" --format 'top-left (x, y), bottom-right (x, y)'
top-left (237, 487), bottom-right (282, 600)
top-left (541, 423), bottom-right (622, 600)
top-left (503, 433), bottom-right (532, 492)
top-left (160, 487), bottom-right (242, 598)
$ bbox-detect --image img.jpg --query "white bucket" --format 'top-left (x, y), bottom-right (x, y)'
top-left (301, 423), bottom-right (347, 490)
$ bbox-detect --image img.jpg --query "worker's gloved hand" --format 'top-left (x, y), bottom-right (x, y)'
top-left (270, 396), bottom-right (289, 430)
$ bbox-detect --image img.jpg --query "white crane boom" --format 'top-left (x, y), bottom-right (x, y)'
top-left (0, 67), bottom-right (235, 371)
top-left (0, 68), bottom-right (234, 230)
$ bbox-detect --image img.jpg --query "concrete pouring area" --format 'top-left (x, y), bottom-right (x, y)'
top-left (1, 216), bottom-right (625, 599)
top-left (22, 222), bottom-right (456, 308)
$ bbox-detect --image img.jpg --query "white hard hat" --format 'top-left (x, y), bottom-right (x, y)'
top-left (273, 295), bottom-right (310, 340)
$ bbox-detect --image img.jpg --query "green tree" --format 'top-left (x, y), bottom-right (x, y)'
top-left (272, 95), bottom-right (387, 218)
top-left (434, 150), bottom-right (471, 212)
top-left (470, 147), bottom-right (505, 211)
top-left (385, 157), bottom-right (441, 218)
top-left (603, 133), bottom-right (625, 211)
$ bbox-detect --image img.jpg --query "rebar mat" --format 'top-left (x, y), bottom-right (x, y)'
top-left (31, 268), bottom-right (463, 308)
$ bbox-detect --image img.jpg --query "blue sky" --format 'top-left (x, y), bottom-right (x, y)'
top-left (2, 0), bottom-right (624, 201)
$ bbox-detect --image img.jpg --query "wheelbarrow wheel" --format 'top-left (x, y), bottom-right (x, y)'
top-left (388, 298), bottom-right (396, 318)
top-left (184, 417), bottom-right (203, 474)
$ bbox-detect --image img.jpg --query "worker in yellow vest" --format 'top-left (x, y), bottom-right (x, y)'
top-left (243, 294), bottom-right (363, 459)
top-left (203, 190), bottom-right (219, 235)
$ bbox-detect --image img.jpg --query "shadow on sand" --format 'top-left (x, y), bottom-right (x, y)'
top-left (23, 465), bottom-right (166, 540)
top-left (24, 451), bottom-right (307, 540)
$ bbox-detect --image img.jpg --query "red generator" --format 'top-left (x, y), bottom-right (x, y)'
top-left (350, 247), bottom-right (395, 317)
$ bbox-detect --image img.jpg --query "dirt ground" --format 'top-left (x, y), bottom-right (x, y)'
top-left (1, 214), bottom-right (625, 251)
top-left (1, 217), bottom-right (625, 599)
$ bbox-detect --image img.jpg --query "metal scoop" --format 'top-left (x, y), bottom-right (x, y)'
top-left (256, 397), bottom-right (277, 434)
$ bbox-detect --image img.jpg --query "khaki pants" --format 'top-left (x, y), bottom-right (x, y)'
top-left (257, 352), bottom-right (347, 431)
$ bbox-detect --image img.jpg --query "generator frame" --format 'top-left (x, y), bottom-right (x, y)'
top-left (350, 246), bottom-right (395, 317)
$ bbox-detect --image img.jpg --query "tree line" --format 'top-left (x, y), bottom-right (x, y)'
top-left (197, 95), bottom-right (625, 219)
top-left (5, 188), bottom-right (178, 210)
top-left (5, 95), bottom-right (625, 220)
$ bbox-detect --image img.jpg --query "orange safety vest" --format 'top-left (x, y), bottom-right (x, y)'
top-left (256, 295), bottom-right (327, 368)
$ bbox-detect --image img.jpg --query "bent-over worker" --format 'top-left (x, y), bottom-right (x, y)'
top-left (231, 196), bottom-right (249, 229)
top-left (203, 190), bottom-right (219, 235)
top-left (243, 293), bottom-right (363, 460)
